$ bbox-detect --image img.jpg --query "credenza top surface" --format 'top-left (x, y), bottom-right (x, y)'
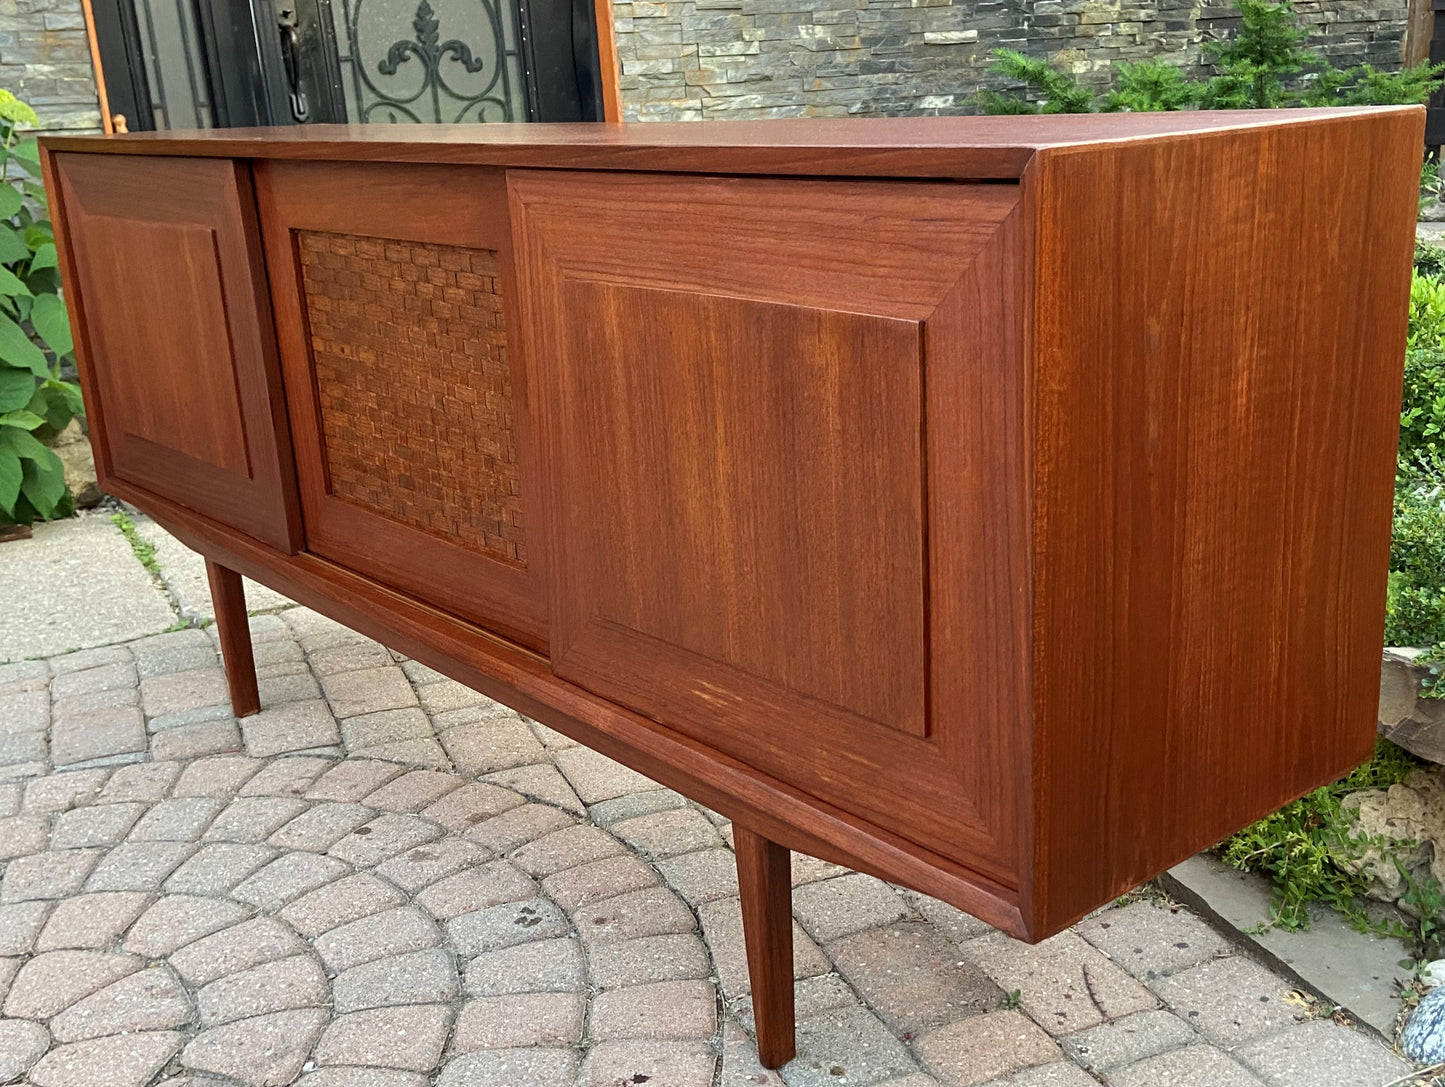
top-left (40, 107), bottom-right (1417, 179)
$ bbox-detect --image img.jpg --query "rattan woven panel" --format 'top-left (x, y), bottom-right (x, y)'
top-left (297, 230), bottom-right (526, 564)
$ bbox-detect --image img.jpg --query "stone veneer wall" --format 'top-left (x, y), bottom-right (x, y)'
top-left (612, 0), bottom-right (1412, 120)
top-left (0, 0), bottom-right (100, 133)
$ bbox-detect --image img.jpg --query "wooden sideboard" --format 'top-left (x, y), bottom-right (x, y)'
top-left (40, 109), bottom-right (1422, 1067)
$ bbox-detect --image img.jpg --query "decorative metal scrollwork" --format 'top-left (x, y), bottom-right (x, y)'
top-left (334, 0), bottom-right (518, 123)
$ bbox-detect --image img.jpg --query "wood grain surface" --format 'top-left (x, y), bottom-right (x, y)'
top-left (1023, 108), bottom-right (1423, 935)
top-left (39, 109), bottom-right (1417, 179)
top-left (735, 824), bottom-right (796, 1068)
top-left (49, 152), bottom-right (300, 552)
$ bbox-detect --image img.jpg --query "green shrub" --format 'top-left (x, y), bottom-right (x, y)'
top-left (0, 89), bottom-right (82, 526)
top-left (980, 0), bottom-right (1445, 114)
top-left (1409, 273), bottom-right (1445, 351)
top-left (1385, 476), bottom-right (1445, 648)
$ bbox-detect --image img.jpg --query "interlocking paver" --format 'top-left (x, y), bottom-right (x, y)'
top-left (128, 797), bottom-right (223, 842)
top-left (788, 1004), bottom-right (920, 1087)
top-left (452, 992), bottom-right (585, 1049)
top-left (320, 667), bottom-right (418, 719)
top-left (169, 917), bottom-right (305, 987)
top-left (591, 979), bottom-right (718, 1040)
top-left (314, 906), bottom-right (442, 973)
top-left (697, 895), bottom-right (829, 997)
top-left (792, 873), bottom-right (909, 942)
top-left (49, 965), bottom-right (191, 1042)
top-left (915, 1010), bottom-right (1060, 1087)
top-left (51, 687), bottom-right (140, 721)
top-left (328, 813), bottom-right (442, 866)
top-left (588, 788), bottom-right (688, 828)
top-left (962, 930), bottom-right (1157, 1036)
top-left (339, 708), bottom-right (434, 753)
top-left (305, 759), bottom-right (404, 802)
top-left (195, 954), bottom-right (330, 1026)
top-left (0, 900), bottom-right (50, 955)
top-left (1232, 1018), bottom-right (1411, 1087)
top-left (28, 1030), bottom-right (182, 1087)
top-left (439, 714), bottom-right (548, 774)
top-left (587, 932), bottom-right (710, 989)
top-left (657, 846), bottom-right (740, 904)
top-left (612, 807), bottom-right (722, 858)
top-left (1149, 956), bottom-right (1303, 1047)
top-left (163, 842), bottom-right (277, 895)
top-left (416, 679), bottom-right (491, 715)
top-left (541, 853), bottom-right (656, 911)
top-left (553, 746), bottom-right (657, 804)
top-left (268, 802), bottom-right (375, 851)
top-left (48, 647), bottom-right (131, 677)
top-left (419, 782), bottom-right (521, 832)
top-left (50, 801), bottom-right (144, 848)
top-left (232, 852), bottom-right (351, 911)
top-left (204, 797), bottom-right (309, 843)
top-left (414, 860), bottom-right (536, 920)
top-left (308, 642), bottom-right (394, 676)
top-left (464, 936), bottom-right (586, 995)
top-left (580, 1040), bottom-right (715, 1087)
top-left (1060, 1009), bottom-right (1198, 1073)
top-left (240, 701), bottom-right (340, 757)
top-left (314, 1004), bottom-right (452, 1071)
top-left (296, 1070), bottom-right (428, 1087)
top-left (374, 837), bottom-right (490, 891)
top-left (35, 891), bottom-right (150, 951)
top-left (49, 706), bottom-right (145, 766)
top-left (139, 668), bottom-right (229, 719)
top-left (172, 756), bottom-right (262, 798)
top-left (238, 756), bottom-right (334, 798)
top-left (1, 848), bottom-right (101, 900)
top-left (181, 1007), bottom-right (328, 1087)
top-left (446, 898), bottom-right (570, 955)
top-left (1074, 900), bottom-right (1233, 981)
top-left (572, 885), bottom-right (696, 944)
top-left (85, 841), bottom-right (195, 891)
top-left (332, 948), bottom-right (458, 1012)
top-left (123, 895), bottom-right (249, 957)
top-left (484, 764), bottom-right (585, 815)
top-left (464, 802), bottom-right (575, 852)
top-left (51, 661), bottom-right (136, 699)
top-left (830, 921), bottom-right (1003, 1034)
top-left (149, 720), bottom-right (243, 762)
top-left (1108, 1044), bottom-right (1266, 1087)
top-left (978, 1063), bottom-right (1098, 1086)
top-left (512, 824), bottom-right (624, 877)
top-left (96, 761), bottom-right (179, 803)
top-left (281, 872), bottom-right (405, 937)
top-left (2, 949), bottom-right (141, 1018)
top-left (129, 629), bottom-right (217, 679)
top-left (0, 1019), bottom-right (48, 1083)
top-left (0, 813), bottom-right (49, 859)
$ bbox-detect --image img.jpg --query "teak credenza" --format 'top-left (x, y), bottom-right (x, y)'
top-left (41, 109), bottom-right (1421, 1067)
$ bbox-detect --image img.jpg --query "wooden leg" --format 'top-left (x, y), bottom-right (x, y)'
top-left (205, 559), bottom-right (259, 718)
top-left (735, 823), bottom-right (796, 1069)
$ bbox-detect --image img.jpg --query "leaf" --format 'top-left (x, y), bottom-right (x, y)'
top-left (29, 379), bottom-right (80, 429)
top-left (0, 365), bottom-right (33, 412)
top-left (28, 242), bottom-right (56, 271)
top-left (0, 425), bottom-right (50, 462)
top-left (11, 137), bottom-right (40, 172)
top-left (0, 226), bottom-right (28, 264)
top-left (0, 266), bottom-right (30, 297)
top-left (0, 313), bottom-right (45, 376)
top-left (0, 409), bottom-right (44, 430)
top-left (29, 293), bottom-right (69, 357)
top-left (19, 445), bottom-right (65, 516)
top-left (0, 184), bottom-right (22, 221)
top-left (0, 444), bottom-right (19, 517)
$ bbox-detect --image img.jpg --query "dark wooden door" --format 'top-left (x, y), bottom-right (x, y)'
top-left (53, 153), bottom-right (300, 552)
top-left (255, 160), bottom-right (547, 651)
top-left (511, 170), bottom-right (1032, 886)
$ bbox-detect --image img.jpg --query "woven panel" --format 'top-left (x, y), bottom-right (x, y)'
top-left (297, 230), bottom-right (526, 564)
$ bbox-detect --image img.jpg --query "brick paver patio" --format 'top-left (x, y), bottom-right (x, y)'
top-left (0, 516), bottom-right (1422, 1087)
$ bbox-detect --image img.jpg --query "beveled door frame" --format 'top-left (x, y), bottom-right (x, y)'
top-left (254, 159), bottom-right (548, 650)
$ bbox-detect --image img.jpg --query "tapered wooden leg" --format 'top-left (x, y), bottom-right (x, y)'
top-left (205, 559), bottom-right (259, 718)
top-left (735, 823), bottom-right (796, 1069)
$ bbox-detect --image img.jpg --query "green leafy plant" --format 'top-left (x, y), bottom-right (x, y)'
top-left (1409, 275), bottom-right (1445, 351)
top-left (979, 0), bottom-right (1445, 115)
top-left (1218, 739), bottom-right (1423, 932)
top-left (0, 88), bottom-right (82, 527)
top-left (1385, 478), bottom-right (1445, 648)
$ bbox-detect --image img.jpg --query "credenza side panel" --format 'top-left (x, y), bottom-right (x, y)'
top-left (1026, 113), bottom-right (1423, 935)
top-left (511, 169), bottom-right (1032, 887)
top-left (51, 152), bottom-right (300, 551)
top-left (253, 161), bottom-right (548, 652)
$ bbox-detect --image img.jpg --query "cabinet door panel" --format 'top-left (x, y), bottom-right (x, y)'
top-left (255, 162), bottom-right (546, 651)
top-left (53, 153), bottom-right (298, 550)
top-left (512, 170), bottom-right (1029, 885)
